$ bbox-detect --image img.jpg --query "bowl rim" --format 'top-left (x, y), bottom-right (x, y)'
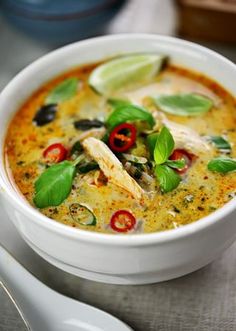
top-left (0, 33), bottom-right (235, 246)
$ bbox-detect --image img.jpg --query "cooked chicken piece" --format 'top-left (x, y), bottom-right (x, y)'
top-left (125, 73), bottom-right (221, 107)
top-left (153, 111), bottom-right (211, 154)
top-left (82, 137), bottom-right (144, 201)
top-left (163, 118), bottom-right (211, 154)
top-left (77, 127), bottom-right (106, 142)
top-left (124, 72), bottom-right (215, 155)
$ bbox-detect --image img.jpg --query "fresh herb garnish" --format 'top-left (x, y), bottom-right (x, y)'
top-left (209, 136), bottom-right (231, 152)
top-left (147, 132), bottom-right (159, 157)
top-left (153, 93), bottom-right (213, 116)
top-left (108, 98), bottom-right (131, 108)
top-left (33, 78), bottom-right (79, 126)
top-left (148, 127), bottom-right (182, 192)
top-left (45, 77), bottom-right (78, 105)
top-left (147, 132), bottom-right (186, 172)
top-left (34, 161), bottom-right (76, 208)
top-left (208, 157), bottom-right (236, 174)
top-left (34, 155), bottom-right (84, 208)
top-left (155, 164), bottom-right (181, 193)
top-left (154, 126), bottom-right (174, 164)
top-left (106, 104), bottom-right (155, 131)
top-left (165, 159), bottom-right (186, 169)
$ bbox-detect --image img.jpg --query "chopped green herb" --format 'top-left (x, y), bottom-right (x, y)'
top-left (209, 206), bottom-right (217, 211)
top-left (209, 136), bottom-right (231, 152)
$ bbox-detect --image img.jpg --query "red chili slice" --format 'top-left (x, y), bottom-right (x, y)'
top-left (170, 149), bottom-right (195, 174)
top-left (43, 143), bottom-right (68, 163)
top-left (110, 210), bottom-right (136, 233)
top-left (109, 123), bottom-right (136, 153)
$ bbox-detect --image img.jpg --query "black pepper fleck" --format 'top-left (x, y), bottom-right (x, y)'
top-left (173, 206), bottom-right (181, 213)
top-left (197, 206), bottom-right (204, 211)
top-left (24, 172), bottom-right (31, 179)
top-left (17, 161), bottom-right (25, 166)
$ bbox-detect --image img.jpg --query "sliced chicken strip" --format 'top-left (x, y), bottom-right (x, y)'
top-left (82, 137), bottom-right (144, 201)
top-left (77, 127), bottom-right (106, 142)
top-left (152, 111), bottom-right (211, 154)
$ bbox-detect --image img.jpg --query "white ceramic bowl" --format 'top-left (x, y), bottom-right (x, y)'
top-left (0, 34), bottom-right (236, 285)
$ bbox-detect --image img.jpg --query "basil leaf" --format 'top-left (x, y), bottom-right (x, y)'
top-left (34, 161), bottom-right (76, 208)
top-left (106, 105), bottom-right (155, 131)
top-left (155, 164), bottom-right (181, 193)
top-left (165, 159), bottom-right (186, 169)
top-left (147, 132), bottom-right (158, 157)
top-left (108, 98), bottom-right (131, 108)
top-left (153, 93), bottom-right (213, 116)
top-left (208, 157), bottom-right (236, 174)
top-left (46, 78), bottom-right (78, 105)
top-left (209, 136), bottom-right (231, 152)
top-left (154, 127), bottom-right (174, 165)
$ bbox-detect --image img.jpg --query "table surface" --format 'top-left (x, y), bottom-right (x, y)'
top-left (1, 1), bottom-right (236, 330)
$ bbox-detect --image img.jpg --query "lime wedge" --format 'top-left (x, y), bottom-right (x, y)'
top-left (89, 54), bottom-right (167, 95)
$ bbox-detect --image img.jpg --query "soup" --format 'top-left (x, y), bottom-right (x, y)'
top-left (5, 54), bottom-right (236, 234)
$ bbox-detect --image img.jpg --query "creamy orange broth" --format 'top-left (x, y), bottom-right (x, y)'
top-left (4, 63), bottom-right (236, 233)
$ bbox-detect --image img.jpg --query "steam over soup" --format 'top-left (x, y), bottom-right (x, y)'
top-left (5, 54), bottom-right (236, 234)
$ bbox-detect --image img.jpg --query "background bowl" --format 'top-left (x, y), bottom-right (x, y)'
top-left (0, 0), bottom-right (125, 44)
top-left (0, 34), bottom-right (236, 285)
